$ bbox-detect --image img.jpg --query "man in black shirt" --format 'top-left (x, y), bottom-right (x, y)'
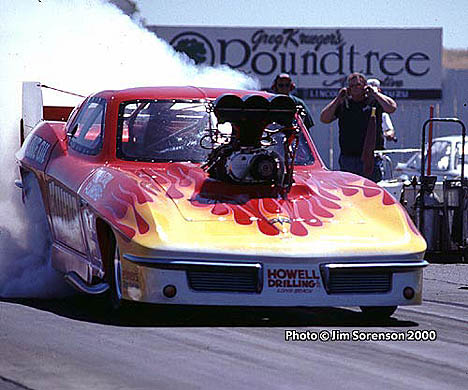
top-left (271, 73), bottom-right (315, 131)
top-left (320, 72), bottom-right (397, 182)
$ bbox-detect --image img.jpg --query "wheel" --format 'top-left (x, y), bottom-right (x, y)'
top-left (105, 235), bottom-right (125, 311)
top-left (360, 306), bottom-right (397, 319)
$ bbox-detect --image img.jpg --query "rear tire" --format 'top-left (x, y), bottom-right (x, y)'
top-left (360, 306), bottom-right (397, 319)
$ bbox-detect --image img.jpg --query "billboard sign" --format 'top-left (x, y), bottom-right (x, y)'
top-left (149, 26), bottom-right (442, 100)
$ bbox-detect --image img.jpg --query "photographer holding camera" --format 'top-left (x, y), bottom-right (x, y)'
top-left (320, 72), bottom-right (397, 182)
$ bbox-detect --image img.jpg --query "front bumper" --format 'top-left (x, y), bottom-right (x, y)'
top-left (120, 252), bottom-right (428, 307)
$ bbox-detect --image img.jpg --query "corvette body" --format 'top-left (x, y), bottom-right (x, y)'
top-left (16, 85), bottom-right (427, 314)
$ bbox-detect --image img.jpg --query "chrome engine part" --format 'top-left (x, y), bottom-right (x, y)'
top-left (226, 148), bottom-right (284, 184)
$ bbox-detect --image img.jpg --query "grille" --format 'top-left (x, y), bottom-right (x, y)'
top-left (327, 270), bottom-right (392, 294)
top-left (187, 268), bottom-right (260, 293)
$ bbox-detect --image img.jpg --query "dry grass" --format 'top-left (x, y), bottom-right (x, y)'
top-left (443, 49), bottom-right (468, 69)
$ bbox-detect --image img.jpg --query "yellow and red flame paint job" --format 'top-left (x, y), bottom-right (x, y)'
top-left (87, 164), bottom-right (423, 255)
top-left (16, 86), bottom-right (427, 308)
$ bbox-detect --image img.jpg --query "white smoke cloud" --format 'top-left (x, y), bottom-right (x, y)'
top-left (0, 170), bottom-right (70, 298)
top-left (0, 0), bottom-right (258, 298)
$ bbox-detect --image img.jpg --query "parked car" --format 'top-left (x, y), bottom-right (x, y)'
top-left (394, 135), bottom-right (467, 181)
top-left (15, 83), bottom-right (428, 318)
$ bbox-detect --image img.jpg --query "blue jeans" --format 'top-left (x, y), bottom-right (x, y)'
top-left (339, 154), bottom-right (383, 182)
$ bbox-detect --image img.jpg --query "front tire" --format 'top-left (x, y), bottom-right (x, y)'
top-left (360, 306), bottom-right (397, 319)
top-left (106, 236), bottom-right (125, 311)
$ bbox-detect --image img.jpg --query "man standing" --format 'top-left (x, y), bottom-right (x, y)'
top-left (320, 73), bottom-right (397, 182)
top-left (271, 73), bottom-right (315, 131)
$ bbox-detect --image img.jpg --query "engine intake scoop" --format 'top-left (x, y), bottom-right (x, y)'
top-left (204, 93), bottom-right (299, 190)
top-left (214, 94), bottom-right (296, 147)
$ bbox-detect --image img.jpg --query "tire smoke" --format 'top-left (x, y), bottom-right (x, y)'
top-left (0, 0), bottom-right (258, 298)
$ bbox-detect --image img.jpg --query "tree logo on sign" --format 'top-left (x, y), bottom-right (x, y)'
top-left (170, 32), bottom-right (215, 65)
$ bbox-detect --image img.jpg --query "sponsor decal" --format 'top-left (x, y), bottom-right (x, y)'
top-left (122, 268), bottom-right (143, 300)
top-left (122, 269), bottom-right (140, 288)
top-left (24, 135), bottom-right (51, 164)
top-left (267, 267), bottom-right (320, 293)
top-left (268, 216), bottom-right (292, 225)
top-left (84, 169), bottom-right (114, 201)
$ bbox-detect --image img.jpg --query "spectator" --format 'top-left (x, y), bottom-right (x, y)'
top-left (367, 78), bottom-right (397, 146)
top-left (271, 73), bottom-right (315, 131)
top-left (320, 72), bottom-right (397, 182)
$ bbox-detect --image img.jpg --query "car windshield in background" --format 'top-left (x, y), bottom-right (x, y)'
top-left (407, 140), bottom-right (453, 171)
top-left (117, 100), bottom-right (314, 165)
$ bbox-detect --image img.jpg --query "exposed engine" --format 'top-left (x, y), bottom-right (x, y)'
top-left (202, 94), bottom-right (299, 190)
top-left (207, 145), bottom-right (284, 184)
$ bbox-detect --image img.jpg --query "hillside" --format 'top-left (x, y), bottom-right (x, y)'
top-left (443, 49), bottom-right (468, 69)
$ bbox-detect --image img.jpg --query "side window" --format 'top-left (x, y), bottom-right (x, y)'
top-left (430, 141), bottom-right (451, 171)
top-left (69, 98), bottom-right (106, 155)
top-left (455, 142), bottom-right (468, 169)
top-left (407, 153), bottom-right (421, 169)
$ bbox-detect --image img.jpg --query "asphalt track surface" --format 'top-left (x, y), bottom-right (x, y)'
top-left (1, 264), bottom-right (467, 390)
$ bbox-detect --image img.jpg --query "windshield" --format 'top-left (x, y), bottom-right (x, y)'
top-left (117, 100), bottom-right (314, 165)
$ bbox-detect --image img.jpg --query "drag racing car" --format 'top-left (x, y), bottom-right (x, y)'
top-left (16, 83), bottom-right (428, 318)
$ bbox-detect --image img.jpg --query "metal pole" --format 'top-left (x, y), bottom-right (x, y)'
top-left (427, 105), bottom-right (434, 176)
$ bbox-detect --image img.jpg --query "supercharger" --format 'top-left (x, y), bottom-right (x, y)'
top-left (203, 93), bottom-right (298, 189)
top-left (225, 147), bottom-right (285, 184)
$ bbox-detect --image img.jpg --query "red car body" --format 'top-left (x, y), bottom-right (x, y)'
top-left (16, 84), bottom-right (427, 316)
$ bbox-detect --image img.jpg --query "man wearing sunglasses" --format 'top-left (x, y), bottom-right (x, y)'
top-left (319, 72), bottom-right (397, 182)
top-left (271, 73), bottom-right (315, 131)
